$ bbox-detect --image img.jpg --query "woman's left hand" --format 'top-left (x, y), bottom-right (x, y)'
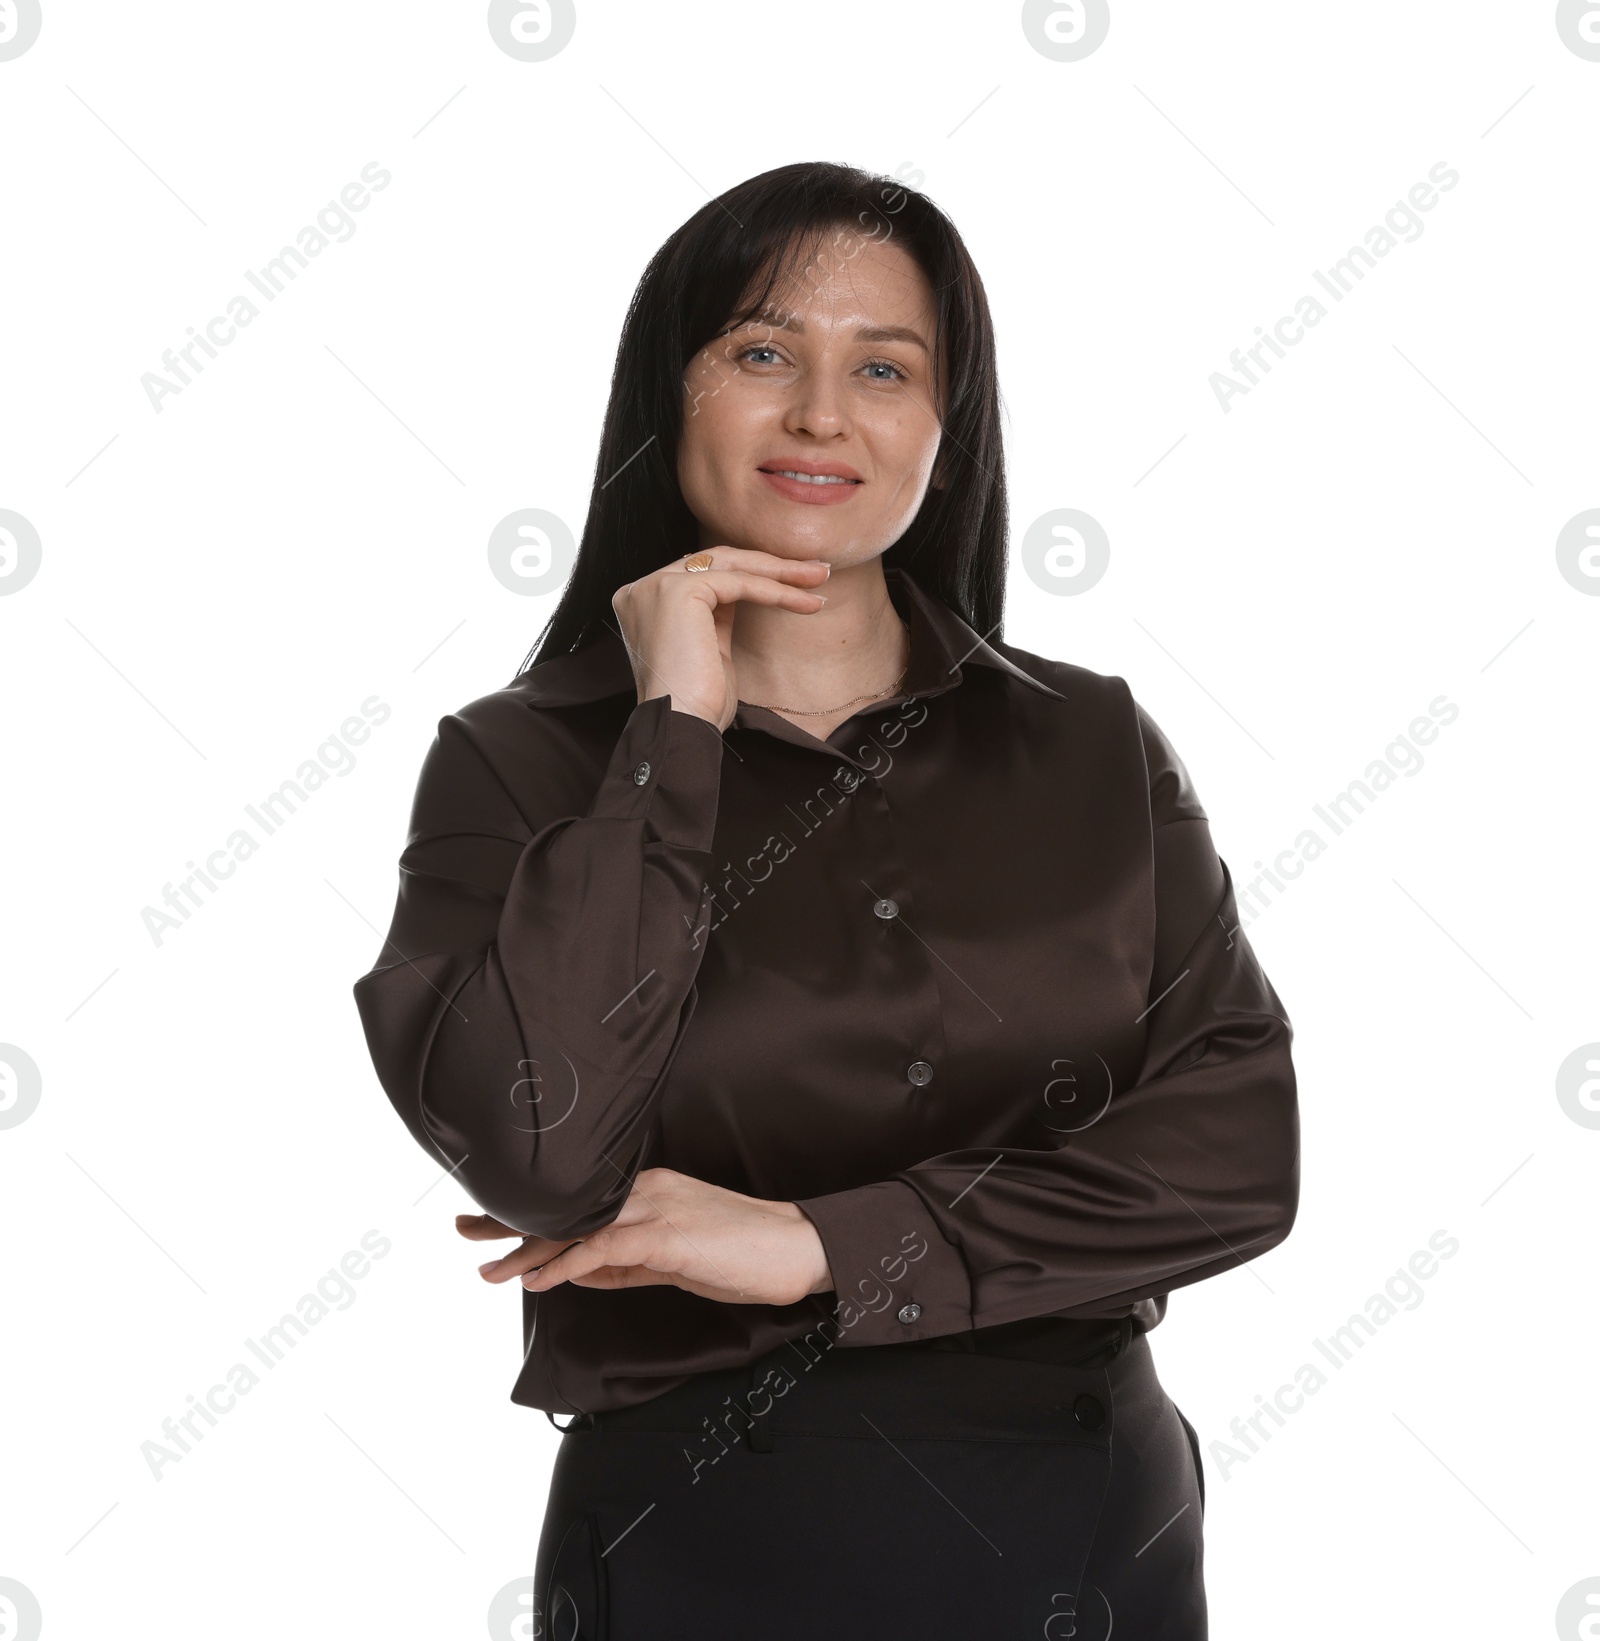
top-left (459, 1168), bottom-right (834, 1308)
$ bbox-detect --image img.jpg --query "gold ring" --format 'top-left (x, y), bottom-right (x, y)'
top-left (682, 552), bottom-right (715, 573)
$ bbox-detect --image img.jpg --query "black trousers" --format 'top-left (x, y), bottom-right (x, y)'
top-left (533, 1318), bottom-right (1206, 1639)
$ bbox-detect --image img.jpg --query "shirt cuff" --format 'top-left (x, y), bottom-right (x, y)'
top-left (793, 1179), bottom-right (974, 1346)
top-left (586, 695), bottom-right (725, 852)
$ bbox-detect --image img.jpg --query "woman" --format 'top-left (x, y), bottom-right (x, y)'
top-left (353, 161), bottom-right (1299, 1639)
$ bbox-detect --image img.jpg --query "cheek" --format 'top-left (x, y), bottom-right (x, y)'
top-left (675, 420), bottom-right (750, 533)
top-left (873, 424), bottom-right (940, 498)
top-left (678, 418), bottom-right (733, 504)
top-left (683, 392), bottom-right (772, 491)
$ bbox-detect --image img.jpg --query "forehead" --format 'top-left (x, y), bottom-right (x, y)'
top-left (734, 235), bottom-right (936, 333)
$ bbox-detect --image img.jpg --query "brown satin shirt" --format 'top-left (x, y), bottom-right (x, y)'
top-left (353, 565), bottom-right (1299, 1415)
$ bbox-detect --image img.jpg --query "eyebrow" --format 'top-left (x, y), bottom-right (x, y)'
top-left (728, 311), bottom-right (931, 355)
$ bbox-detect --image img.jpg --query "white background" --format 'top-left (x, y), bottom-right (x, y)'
top-left (2, 3), bottom-right (1597, 1637)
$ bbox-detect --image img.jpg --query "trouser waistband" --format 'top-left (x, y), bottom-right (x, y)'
top-left (571, 1315), bottom-right (1139, 1444)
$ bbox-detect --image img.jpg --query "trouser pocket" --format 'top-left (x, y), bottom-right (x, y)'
top-left (539, 1509), bottom-right (607, 1640)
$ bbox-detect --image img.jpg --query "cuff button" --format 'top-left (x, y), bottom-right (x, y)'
top-left (897, 1303), bottom-right (922, 1324)
top-left (632, 761), bottom-right (652, 785)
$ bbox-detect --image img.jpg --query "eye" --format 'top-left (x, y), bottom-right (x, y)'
top-left (735, 344), bottom-right (784, 366)
top-left (862, 357), bottom-right (911, 383)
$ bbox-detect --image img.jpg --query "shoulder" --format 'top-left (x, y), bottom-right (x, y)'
top-left (439, 645), bottom-right (627, 756)
top-left (438, 671), bottom-right (556, 757)
top-left (406, 660), bottom-right (631, 839)
top-left (986, 637), bottom-right (1206, 824)
top-left (986, 635), bottom-right (1129, 713)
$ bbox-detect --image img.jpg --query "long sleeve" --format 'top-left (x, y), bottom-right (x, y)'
top-left (793, 698), bottom-right (1301, 1346)
top-left (352, 692), bottom-right (726, 1240)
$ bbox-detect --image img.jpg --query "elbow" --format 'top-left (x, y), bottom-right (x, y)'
top-left (461, 1164), bottom-right (632, 1244)
top-left (1255, 1148), bottom-right (1301, 1258)
top-left (401, 1054), bottom-right (637, 1241)
top-left (1223, 1108), bottom-right (1300, 1270)
top-left (1261, 1189), bottom-right (1299, 1260)
top-left (406, 1081), bottom-right (645, 1243)
top-left (1252, 1062), bottom-right (1301, 1256)
top-left (517, 1194), bottom-right (628, 1244)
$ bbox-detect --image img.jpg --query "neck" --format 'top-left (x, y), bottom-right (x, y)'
top-left (729, 559), bottom-right (907, 714)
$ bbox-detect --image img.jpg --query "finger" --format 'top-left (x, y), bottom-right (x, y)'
top-left (569, 1265), bottom-right (677, 1290)
top-left (478, 1234), bottom-right (583, 1282)
top-left (657, 547), bottom-right (831, 585)
top-left (522, 1227), bottom-right (655, 1291)
top-left (572, 1266), bottom-right (748, 1304)
top-left (680, 568), bottom-right (830, 614)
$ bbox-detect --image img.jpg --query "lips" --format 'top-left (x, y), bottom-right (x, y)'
top-left (756, 463), bottom-right (865, 506)
top-left (757, 459), bottom-right (863, 484)
top-left (765, 470), bottom-right (854, 486)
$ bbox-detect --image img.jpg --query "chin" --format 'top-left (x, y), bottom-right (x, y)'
top-left (728, 518), bottom-right (838, 559)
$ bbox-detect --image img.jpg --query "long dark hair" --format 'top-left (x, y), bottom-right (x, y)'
top-left (518, 160), bottom-right (1009, 674)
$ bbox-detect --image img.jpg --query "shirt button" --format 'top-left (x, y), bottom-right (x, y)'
top-left (897, 1303), bottom-right (922, 1324)
top-left (873, 898), bottom-right (899, 919)
top-left (632, 761), bottom-right (651, 785)
top-left (907, 1060), bottom-right (933, 1086)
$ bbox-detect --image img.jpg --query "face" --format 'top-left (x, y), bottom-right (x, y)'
top-left (676, 229), bottom-right (945, 568)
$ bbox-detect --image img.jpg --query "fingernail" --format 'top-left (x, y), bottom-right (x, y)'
top-left (478, 1261), bottom-right (497, 1275)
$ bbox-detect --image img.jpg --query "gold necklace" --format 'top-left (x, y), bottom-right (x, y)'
top-left (742, 618), bottom-right (912, 717)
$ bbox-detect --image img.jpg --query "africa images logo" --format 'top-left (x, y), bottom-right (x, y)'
top-left (0, 0), bottom-right (42, 60)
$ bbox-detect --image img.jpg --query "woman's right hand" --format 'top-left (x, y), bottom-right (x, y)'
top-left (611, 547), bottom-right (831, 732)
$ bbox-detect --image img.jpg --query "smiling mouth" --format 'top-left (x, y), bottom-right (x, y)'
top-left (761, 468), bottom-right (862, 486)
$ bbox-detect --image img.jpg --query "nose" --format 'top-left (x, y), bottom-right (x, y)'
top-left (784, 360), bottom-right (852, 441)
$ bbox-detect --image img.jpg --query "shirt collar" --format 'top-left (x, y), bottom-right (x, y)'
top-left (514, 564), bottom-right (1067, 710)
